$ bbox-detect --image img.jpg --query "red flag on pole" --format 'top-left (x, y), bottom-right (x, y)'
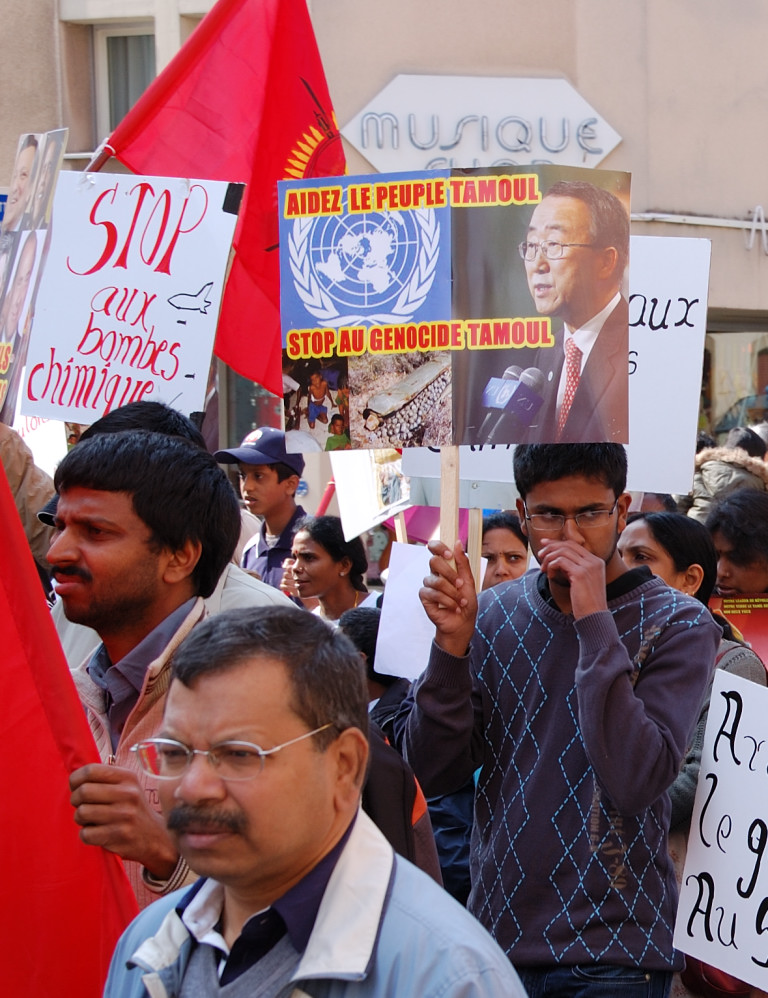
top-left (104, 0), bottom-right (346, 397)
top-left (0, 464), bottom-right (138, 995)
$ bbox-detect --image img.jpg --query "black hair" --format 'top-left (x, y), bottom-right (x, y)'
top-left (79, 400), bottom-right (206, 448)
top-left (172, 606), bottom-right (368, 747)
top-left (482, 511), bottom-right (528, 549)
top-left (53, 429), bottom-right (240, 598)
top-left (643, 493), bottom-right (678, 513)
top-left (706, 490), bottom-right (768, 567)
top-left (295, 515), bottom-right (368, 592)
top-left (628, 512), bottom-right (717, 604)
top-left (513, 444), bottom-right (627, 500)
top-left (272, 461), bottom-right (300, 484)
top-left (725, 426), bottom-right (767, 459)
top-left (543, 179), bottom-right (630, 276)
top-left (338, 606), bottom-right (398, 688)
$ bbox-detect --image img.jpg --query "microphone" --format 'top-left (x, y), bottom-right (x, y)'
top-left (484, 367), bottom-right (546, 444)
top-left (474, 366), bottom-right (523, 440)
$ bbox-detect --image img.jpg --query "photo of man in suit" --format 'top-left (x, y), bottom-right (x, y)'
top-left (519, 179), bottom-right (629, 443)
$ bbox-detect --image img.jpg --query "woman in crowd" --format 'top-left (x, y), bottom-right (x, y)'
top-left (480, 511), bottom-right (529, 591)
top-left (619, 512), bottom-right (765, 829)
top-left (284, 514), bottom-right (368, 622)
top-left (619, 511), bottom-right (766, 997)
top-left (688, 425), bottom-right (768, 523)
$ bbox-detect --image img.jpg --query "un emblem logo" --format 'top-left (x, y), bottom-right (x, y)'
top-left (288, 204), bottom-right (440, 327)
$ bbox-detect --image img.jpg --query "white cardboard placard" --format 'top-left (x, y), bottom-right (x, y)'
top-left (674, 670), bottom-right (768, 990)
top-left (401, 235), bottom-right (711, 495)
top-left (21, 172), bottom-right (240, 422)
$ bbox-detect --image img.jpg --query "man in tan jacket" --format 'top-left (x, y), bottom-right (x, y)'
top-left (48, 429), bottom-right (241, 908)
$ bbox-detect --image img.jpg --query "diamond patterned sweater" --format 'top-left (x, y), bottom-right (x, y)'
top-left (404, 570), bottom-right (720, 970)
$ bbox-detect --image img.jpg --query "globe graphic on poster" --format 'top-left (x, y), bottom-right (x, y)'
top-left (308, 211), bottom-right (422, 312)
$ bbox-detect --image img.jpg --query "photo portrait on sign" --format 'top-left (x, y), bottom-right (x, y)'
top-left (279, 165), bottom-right (629, 452)
top-left (0, 229), bottom-right (43, 421)
top-left (452, 165), bottom-right (631, 445)
top-left (24, 128), bottom-right (67, 231)
top-left (2, 134), bottom-right (42, 235)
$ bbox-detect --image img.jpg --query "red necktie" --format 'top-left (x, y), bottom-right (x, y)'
top-left (557, 338), bottom-right (582, 439)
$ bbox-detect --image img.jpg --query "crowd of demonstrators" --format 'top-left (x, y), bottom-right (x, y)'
top-left (105, 608), bottom-right (526, 998)
top-left (13, 400), bottom-right (768, 997)
top-left (401, 444), bottom-right (720, 997)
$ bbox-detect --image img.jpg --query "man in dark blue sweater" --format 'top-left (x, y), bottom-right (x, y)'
top-left (403, 444), bottom-right (720, 998)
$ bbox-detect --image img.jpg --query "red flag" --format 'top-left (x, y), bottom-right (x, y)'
top-left (106, 0), bottom-right (346, 397)
top-left (0, 464), bottom-right (138, 995)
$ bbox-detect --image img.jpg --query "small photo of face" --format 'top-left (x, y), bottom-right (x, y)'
top-left (0, 231), bottom-right (39, 340)
top-left (2, 135), bottom-right (40, 234)
top-left (28, 130), bottom-right (66, 230)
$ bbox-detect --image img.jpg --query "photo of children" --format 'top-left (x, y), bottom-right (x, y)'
top-left (283, 352), bottom-right (351, 451)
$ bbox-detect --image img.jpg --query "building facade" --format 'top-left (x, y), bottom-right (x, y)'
top-left (3, 0), bottom-right (768, 445)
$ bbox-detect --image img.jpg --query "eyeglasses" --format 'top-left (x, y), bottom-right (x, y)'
top-left (523, 500), bottom-right (619, 533)
top-left (518, 240), bottom-right (596, 261)
top-left (130, 723), bottom-right (335, 782)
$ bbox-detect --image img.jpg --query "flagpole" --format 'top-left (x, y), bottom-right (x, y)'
top-left (84, 138), bottom-right (115, 173)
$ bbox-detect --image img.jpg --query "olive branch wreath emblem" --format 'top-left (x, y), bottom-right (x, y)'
top-left (287, 209), bottom-right (440, 328)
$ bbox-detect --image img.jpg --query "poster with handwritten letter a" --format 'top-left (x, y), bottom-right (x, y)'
top-left (674, 670), bottom-right (768, 991)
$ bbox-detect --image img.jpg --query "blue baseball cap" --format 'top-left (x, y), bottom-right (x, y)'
top-left (214, 426), bottom-right (305, 477)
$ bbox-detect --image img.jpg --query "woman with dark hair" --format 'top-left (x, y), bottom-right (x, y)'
top-left (285, 515), bottom-right (368, 622)
top-left (620, 512), bottom-right (766, 997)
top-left (619, 511), bottom-right (717, 603)
top-left (619, 511), bottom-right (765, 829)
top-left (480, 512), bottom-right (529, 591)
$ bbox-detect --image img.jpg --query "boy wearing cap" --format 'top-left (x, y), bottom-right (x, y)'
top-left (214, 427), bottom-right (306, 591)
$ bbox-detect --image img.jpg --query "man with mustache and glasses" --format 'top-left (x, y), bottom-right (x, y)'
top-left (50, 429), bottom-right (242, 909)
top-left (104, 608), bottom-right (526, 998)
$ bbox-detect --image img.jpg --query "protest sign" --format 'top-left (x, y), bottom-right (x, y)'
top-left (279, 165), bottom-right (630, 452)
top-left (375, 541), bottom-right (435, 681)
top-left (20, 172), bottom-right (241, 423)
top-left (627, 236), bottom-right (711, 492)
top-left (674, 670), bottom-right (768, 991)
top-left (709, 595), bottom-right (768, 667)
top-left (330, 447), bottom-right (411, 539)
top-left (0, 128), bottom-right (68, 423)
top-left (400, 235), bottom-right (711, 495)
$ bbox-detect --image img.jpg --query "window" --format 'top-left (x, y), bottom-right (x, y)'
top-left (93, 24), bottom-right (156, 138)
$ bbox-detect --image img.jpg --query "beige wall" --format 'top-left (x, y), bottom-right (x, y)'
top-left (0, 1), bottom-right (60, 180)
top-left (5, 0), bottom-right (768, 297)
top-left (313, 0), bottom-right (768, 318)
top-left (3, 0), bottom-right (768, 425)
